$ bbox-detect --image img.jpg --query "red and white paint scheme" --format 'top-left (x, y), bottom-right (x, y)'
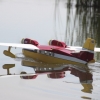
top-left (0, 38), bottom-right (97, 68)
top-left (21, 38), bottom-right (95, 66)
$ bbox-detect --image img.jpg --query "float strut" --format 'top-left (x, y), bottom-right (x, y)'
top-left (8, 46), bottom-right (11, 52)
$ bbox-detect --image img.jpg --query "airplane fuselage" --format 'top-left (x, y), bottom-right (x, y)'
top-left (22, 46), bottom-right (87, 68)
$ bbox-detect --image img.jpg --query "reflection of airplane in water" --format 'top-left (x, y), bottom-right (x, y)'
top-left (69, 67), bottom-right (93, 93)
top-left (2, 60), bottom-right (93, 93)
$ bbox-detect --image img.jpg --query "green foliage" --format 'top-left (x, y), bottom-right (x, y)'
top-left (76, 0), bottom-right (100, 8)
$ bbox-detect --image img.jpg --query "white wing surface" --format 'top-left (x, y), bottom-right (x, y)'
top-left (94, 48), bottom-right (100, 52)
top-left (0, 43), bottom-right (39, 50)
top-left (0, 43), bottom-right (100, 52)
top-left (67, 46), bottom-right (100, 52)
top-left (66, 46), bottom-right (82, 51)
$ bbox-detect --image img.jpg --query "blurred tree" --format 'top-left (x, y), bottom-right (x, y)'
top-left (76, 0), bottom-right (100, 8)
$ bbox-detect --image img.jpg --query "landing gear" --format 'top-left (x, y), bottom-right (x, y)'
top-left (3, 46), bottom-right (16, 58)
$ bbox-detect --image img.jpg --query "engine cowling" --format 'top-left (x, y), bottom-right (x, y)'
top-left (20, 75), bottom-right (37, 79)
top-left (21, 38), bottom-right (39, 46)
top-left (49, 40), bottom-right (67, 48)
top-left (47, 72), bottom-right (65, 79)
top-left (20, 71), bottom-right (38, 79)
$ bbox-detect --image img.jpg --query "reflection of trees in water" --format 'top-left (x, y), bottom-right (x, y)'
top-left (54, 0), bottom-right (65, 41)
top-left (55, 1), bottom-right (100, 47)
top-left (65, 0), bottom-right (78, 46)
top-left (76, 0), bottom-right (100, 8)
top-left (76, 8), bottom-right (94, 40)
top-left (76, 7), bottom-right (100, 60)
top-left (65, 0), bottom-right (100, 60)
top-left (95, 8), bottom-right (100, 60)
top-left (65, 4), bottom-right (100, 45)
top-left (65, 5), bottom-right (88, 46)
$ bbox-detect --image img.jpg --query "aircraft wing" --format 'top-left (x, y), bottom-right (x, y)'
top-left (94, 48), bottom-right (100, 52)
top-left (0, 43), bottom-right (39, 50)
top-left (66, 46), bottom-right (82, 51)
top-left (67, 46), bottom-right (100, 52)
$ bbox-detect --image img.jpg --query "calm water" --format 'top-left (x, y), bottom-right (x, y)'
top-left (0, 0), bottom-right (100, 100)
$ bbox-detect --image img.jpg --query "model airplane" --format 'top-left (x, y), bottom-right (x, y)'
top-left (0, 38), bottom-right (100, 68)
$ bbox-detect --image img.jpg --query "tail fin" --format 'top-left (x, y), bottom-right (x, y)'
top-left (82, 38), bottom-right (95, 51)
top-left (78, 38), bottom-right (95, 63)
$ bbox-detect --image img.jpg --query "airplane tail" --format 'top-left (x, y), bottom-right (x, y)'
top-left (78, 38), bottom-right (95, 63)
top-left (82, 38), bottom-right (95, 51)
